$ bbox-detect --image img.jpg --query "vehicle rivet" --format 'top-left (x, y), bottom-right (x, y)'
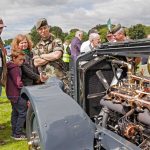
top-left (65, 120), bottom-right (68, 123)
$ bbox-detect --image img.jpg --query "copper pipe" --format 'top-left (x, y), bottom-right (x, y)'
top-left (109, 91), bottom-right (150, 110)
top-left (135, 90), bottom-right (150, 95)
top-left (131, 74), bottom-right (150, 83)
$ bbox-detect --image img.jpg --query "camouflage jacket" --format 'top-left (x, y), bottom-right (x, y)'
top-left (33, 35), bottom-right (67, 80)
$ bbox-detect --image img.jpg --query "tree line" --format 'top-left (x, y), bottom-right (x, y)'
top-left (4, 24), bottom-right (150, 47)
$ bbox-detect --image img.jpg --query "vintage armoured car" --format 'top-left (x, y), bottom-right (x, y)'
top-left (22, 39), bottom-right (150, 150)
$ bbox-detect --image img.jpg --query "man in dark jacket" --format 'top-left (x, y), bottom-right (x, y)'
top-left (0, 18), bottom-right (7, 131)
top-left (0, 18), bottom-right (7, 93)
top-left (70, 30), bottom-right (83, 62)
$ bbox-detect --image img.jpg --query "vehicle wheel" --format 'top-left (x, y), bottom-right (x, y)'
top-left (26, 105), bottom-right (41, 150)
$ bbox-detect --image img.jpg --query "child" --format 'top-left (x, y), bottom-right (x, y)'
top-left (11, 34), bottom-right (48, 86)
top-left (6, 51), bottom-right (27, 140)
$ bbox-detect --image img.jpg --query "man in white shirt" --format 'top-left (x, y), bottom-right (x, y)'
top-left (80, 33), bottom-right (101, 53)
top-left (80, 29), bottom-right (100, 53)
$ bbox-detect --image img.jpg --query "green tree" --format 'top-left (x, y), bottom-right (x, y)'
top-left (100, 28), bottom-right (108, 43)
top-left (66, 28), bottom-right (79, 41)
top-left (51, 26), bottom-right (63, 38)
top-left (65, 29), bottom-right (87, 42)
top-left (82, 32), bottom-right (88, 42)
top-left (144, 25), bottom-right (150, 36)
top-left (61, 32), bottom-right (69, 42)
top-left (29, 26), bottom-right (67, 46)
top-left (29, 26), bottom-right (40, 47)
top-left (69, 28), bottom-right (79, 34)
top-left (65, 31), bottom-right (76, 42)
top-left (128, 24), bottom-right (146, 39)
top-left (93, 24), bottom-right (101, 31)
top-left (91, 24), bottom-right (110, 43)
top-left (4, 38), bottom-right (13, 46)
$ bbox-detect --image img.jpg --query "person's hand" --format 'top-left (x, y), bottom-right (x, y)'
top-left (40, 72), bottom-right (48, 82)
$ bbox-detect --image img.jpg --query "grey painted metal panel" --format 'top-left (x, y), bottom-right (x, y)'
top-left (21, 78), bottom-right (96, 150)
top-left (96, 126), bottom-right (141, 150)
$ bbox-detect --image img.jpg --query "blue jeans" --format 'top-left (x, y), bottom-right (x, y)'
top-left (11, 97), bottom-right (27, 135)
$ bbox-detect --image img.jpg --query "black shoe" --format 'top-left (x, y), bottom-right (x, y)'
top-left (12, 134), bottom-right (27, 140)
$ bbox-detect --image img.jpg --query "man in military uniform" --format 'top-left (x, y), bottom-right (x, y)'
top-left (111, 24), bottom-right (128, 42)
top-left (33, 18), bottom-right (68, 91)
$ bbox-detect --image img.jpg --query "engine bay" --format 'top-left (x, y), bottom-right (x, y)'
top-left (76, 41), bottom-right (150, 149)
top-left (97, 57), bottom-right (150, 149)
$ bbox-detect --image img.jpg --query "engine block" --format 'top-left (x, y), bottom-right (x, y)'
top-left (100, 59), bottom-right (150, 149)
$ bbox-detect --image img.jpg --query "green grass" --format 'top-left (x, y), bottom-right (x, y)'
top-left (0, 88), bottom-right (28, 150)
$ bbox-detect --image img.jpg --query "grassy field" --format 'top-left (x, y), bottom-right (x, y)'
top-left (0, 88), bottom-right (28, 150)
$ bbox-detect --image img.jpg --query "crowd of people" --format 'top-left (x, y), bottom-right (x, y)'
top-left (0, 17), bottom-right (149, 141)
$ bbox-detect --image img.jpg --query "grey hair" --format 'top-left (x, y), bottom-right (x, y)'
top-left (89, 33), bottom-right (100, 42)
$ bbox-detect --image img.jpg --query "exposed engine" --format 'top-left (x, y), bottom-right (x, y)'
top-left (97, 58), bottom-right (150, 150)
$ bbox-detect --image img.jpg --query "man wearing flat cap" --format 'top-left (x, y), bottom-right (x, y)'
top-left (33, 18), bottom-right (69, 91)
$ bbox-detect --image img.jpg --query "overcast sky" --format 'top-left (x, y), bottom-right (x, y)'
top-left (0, 0), bottom-right (150, 40)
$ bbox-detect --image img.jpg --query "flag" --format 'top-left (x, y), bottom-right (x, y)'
top-left (107, 18), bottom-right (112, 32)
